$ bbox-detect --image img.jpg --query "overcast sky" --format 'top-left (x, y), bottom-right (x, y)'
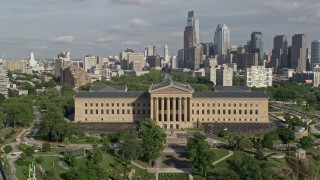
top-left (0, 0), bottom-right (319, 59)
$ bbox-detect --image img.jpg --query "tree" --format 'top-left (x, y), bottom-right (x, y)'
top-left (261, 131), bottom-right (279, 148)
top-left (299, 136), bottom-right (313, 149)
top-left (276, 128), bottom-right (295, 150)
top-left (187, 133), bottom-right (215, 177)
top-left (119, 133), bottom-right (143, 163)
top-left (0, 93), bottom-right (5, 104)
top-left (42, 143), bottom-right (51, 152)
top-left (217, 130), bottom-right (228, 138)
top-left (139, 119), bottom-right (166, 164)
top-left (305, 93), bottom-right (316, 106)
top-left (92, 142), bottom-right (102, 165)
top-left (3, 99), bottom-right (34, 127)
top-left (24, 146), bottom-right (34, 157)
top-left (3, 145), bottom-right (12, 154)
top-left (255, 149), bottom-right (265, 160)
top-left (101, 136), bottom-right (109, 152)
top-left (228, 135), bottom-right (253, 150)
top-left (36, 156), bottom-right (43, 163)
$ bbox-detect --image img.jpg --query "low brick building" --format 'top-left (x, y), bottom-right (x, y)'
top-left (61, 65), bottom-right (91, 87)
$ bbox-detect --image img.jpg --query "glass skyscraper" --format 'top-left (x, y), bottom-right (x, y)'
top-left (250, 31), bottom-right (264, 63)
top-left (187, 11), bottom-right (199, 44)
top-left (214, 24), bottom-right (230, 55)
top-left (311, 40), bottom-right (320, 70)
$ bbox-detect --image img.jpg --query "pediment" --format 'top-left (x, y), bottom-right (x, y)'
top-left (150, 85), bottom-right (192, 94)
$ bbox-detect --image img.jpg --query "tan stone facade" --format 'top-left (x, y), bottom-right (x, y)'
top-left (74, 81), bottom-right (269, 130)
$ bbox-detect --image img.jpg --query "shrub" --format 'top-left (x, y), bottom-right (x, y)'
top-left (217, 130), bottom-right (228, 138)
top-left (36, 156), bottom-right (43, 163)
top-left (24, 146), bottom-right (34, 157)
top-left (3, 145), bottom-right (13, 154)
top-left (42, 143), bottom-right (51, 152)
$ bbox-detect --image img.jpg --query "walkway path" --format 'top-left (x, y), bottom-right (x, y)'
top-left (212, 150), bottom-right (233, 166)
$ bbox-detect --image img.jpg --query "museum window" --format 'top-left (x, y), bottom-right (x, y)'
top-left (122, 110), bottom-right (125, 114)
top-left (207, 103), bottom-right (210, 107)
top-left (207, 110), bottom-right (210, 114)
top-left (212, 110), bottom-right (215, 114)
top-left (239, 103), bottom-right (242, 107)
top-left (197, 110), bottom-right (199, 114)
top-left (202, 110), bottom-right (205, 114)
top-left (101, 103), bottom-right (103, 107)
top-left (127, 110), bottom-right (130, 114)
top-left (234, 110), bottom-right (236, 114)
top-left (85, 109), bottom-right (88, 114)
top-left (112, 110), bottom-right (114, 114)
top-left (197, 103), bottom-right (199, 107)
top-left (228, 110), bottom-right (231, 114)
top-left (202, 103), bottom-right (205, 107)
top-left (250, 103), bottom-right (253, 107)
top-left (244, 110), bottom-right (247, 114)
top-left (90, 110), bottom-right (93, 114)
top-left (218, 110), bottom-right (220, 114)
top-left (85, 118), bottom-right (87, 121)
top-left (85, 103), bottom-right (87, 107)
top-left (228, 103), bottom-right (231, 107)
top-left (250, 110), bottom-right (253, 115)
top-left (106, 110), bottom-right (109, 114)
top-left (213, 103), bottom-right (215, 107)
top-left (223, 110), bottom-right (225, 114)
top-left (239, 110), bottom-right (242, 114)
top-left (234, 103), bottom-right (236, 107)
top-left (192, 110), bottom-right (194, 114)
top-left (255, 118), bottom-right (258, 121)
top-left (223, 103), bottom-right (225, 107)
top-left (101, 110), bottom-right (104, 114)
top-left (244, 103), bottom-right (247, 107)
top-left (127, 103), bottom-right (130, 106)
top-left (106, 103), bottom-right (109, 107)
top-left (112, 103), bottom-right (114, 107)
top-left (117, 103), bottom-right (119, 107)
top-left (96, 103), bottom-right (98, 107)
top-left (192, 103), bottom-right (194, 107)
top-left (255, 110), bottom-right (258, 114)
top-left (117, 110), bottom-right (119, 114)
top-left (90, 103), bottom-right (93, 107)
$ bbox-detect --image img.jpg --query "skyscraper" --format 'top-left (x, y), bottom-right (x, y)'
top-left (187, 11), bottom-right (199, 44)
top-left (164, 43), bottom-right (169, 64)
top-left (249, 31), bottom-right (264, 63)
top-left (270, 35), bottom-right (288, 72)
top-left (291, 34), bottom-right (308, 72)
top-left (311, 40), bottom-right (320, 70)
top-left (214, 24), bottom-right (230, 55)
top-left (29, 52), bottom-right (37, 68)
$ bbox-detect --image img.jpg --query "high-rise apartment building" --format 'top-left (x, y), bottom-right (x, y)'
top-left (6, 60), bottom-right (28, 73)
top-left (249, 31), bottom-right (264, 63)
top-left (177, 49), bottom-right (184, 68)
top-left (146, 46), bottom-right (156, 57)
top-left (128, 53), bottom-right (145, 71)
top-left (245, 66), bottom-right (272, 88)
top-left (291, 34), bottom-right (308, 72)
top-left (214, 24), bottom-right (230, 55)
top-left (83, 54), bottom-right (97, 73)
top-left (311, 40), bottom-right (320, 70)
top-left (61, 65), bottom-right (91, 87)
top-left (54, 51), bottom-right (72, 78)
top-left (184, 45), bottom-right (203, 70)
top-left (187, 11), bottom-right (199, 44)
top-left (270, 35), bottom-right (288, 73)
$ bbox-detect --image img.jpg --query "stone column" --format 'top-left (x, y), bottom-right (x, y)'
top-left (161, 97), bottom-right (164, 121)
top-left (155, 97), bottom-right (158, 121)
top-left (151, 97), bottom-right (154, 120)
top-left (173, 97), bottom-right (176, 121)
top-left (178, 98), bottom-right (182, 121)
top-left (167, 98), bottom-right (171, 121)
top-left (184, 97), bottom-right (187, 122)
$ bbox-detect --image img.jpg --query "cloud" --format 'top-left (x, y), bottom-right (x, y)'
top-left (168, 31), bottom-right (183, 38)
top-left (129, 18), bottom-right (149, 27)
top-left (52, 36), bottom-right (74, 43)
top-left (97, 37), bottom-right (114, 43)
top-left (264, 0), bottom-right (303, 12)
top-left (108, 0), bottom-right (153, 7)
top-left (121, 41), bottom-right (142, 46)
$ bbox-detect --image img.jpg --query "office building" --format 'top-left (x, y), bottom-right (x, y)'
top-left (311, 40), bottom-right (320, 70)
top-left (83, 54), bottom-right (97, 73)
top-left (75, 81), bottom-right (269, 129)
top-left (214, 24), bottom-right (230, 55)
top-left (54, 52), bottom-right (72, 78)
top-left (245, 66), bottom-right (272, 88)
top-left (292, 71), bottom-right (320, 87)
top-left (206, 62), bottom-right (233, 86)
top-left (270, 35), bottom-right (288, 72)
top-left (146, 56), bottom-right (161, 69)
top-left (146, 46), bottom-right (156, 57)
top-left (7, 60), bottom-right (28, 73)
top-left (128, 53), bottom-right (145, 71)
top-left (291, 34), bottom-right (308, 72)
top-left (61, 65), bottom-right (91, 87)
top-left (184, 45), bottom-right (203, 70)
top-left (249, 31), bottom-right (264, 63)
top-left (235, 53), bottom-right (259, 71)
top-left (187, 11), bottom-right (199, 44)
top-left (177, 49), bottom-right (184, 68)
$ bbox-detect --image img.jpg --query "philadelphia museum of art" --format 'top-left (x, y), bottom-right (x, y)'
top-left (74, 81), bottom-right (269, 130)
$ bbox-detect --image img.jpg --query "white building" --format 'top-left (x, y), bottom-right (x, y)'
top-left (214, 24), bottom-right (230, 55)
top-left (164, 43), bottom-right (169, 64)
top-left (0, 63), bottom-right (9, 97)
top-left (245, 66), bottom-right (272, 88)
top-left (29, 52), bottom-right (37, 68)
top-left (83, 54), bottom-right (97, 73)
top-left (54, 51), bottom-right (72, 78)
top-left (205, 58), bottom-right (233, 86)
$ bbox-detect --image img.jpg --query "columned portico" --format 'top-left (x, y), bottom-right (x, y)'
top-left (149, 81), bottom-right (194, 129)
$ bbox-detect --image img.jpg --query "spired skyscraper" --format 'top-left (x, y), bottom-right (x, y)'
top-left (311, 40), bottom-right (320, 70)
top-left (183, 11), bottom-right (202, 70)
top-left (214, 24), bottom-right (230, 55)
top-left (187, 11), bottom-right (199, 44)
top-left (249, 31), bottom-right (264, 63)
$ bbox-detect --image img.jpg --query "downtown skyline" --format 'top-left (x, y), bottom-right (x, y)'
top-left (0, 0), bottom-right (320, 59)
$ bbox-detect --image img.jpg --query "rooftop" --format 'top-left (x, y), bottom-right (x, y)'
top-left (214, 86), bottom-right (250, 92)
top-left (90, 85), bottom-right (127, 92)
top-left (149, 80), bottom-right (194, 93)
top-left (75, 91), bottom-right (149, 98)
top-left (193, 91), bottom-right (268, 98)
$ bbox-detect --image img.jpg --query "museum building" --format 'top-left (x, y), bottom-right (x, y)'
top-left (74, 81), bottom-right (269, 129)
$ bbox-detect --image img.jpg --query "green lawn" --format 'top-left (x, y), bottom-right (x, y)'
top-left (159, 173), bottom-right (189, 180)
top-left (132, 164), bottom-right (155, 180)
top-left (212, 148), bottom-right (229, 161)
top-left (208, 135), bottom-right (228, 142)
top-left (40, 156), bottom-right (67, 176)
top-left (211, 151), bottom-right (249, 171)
top-left (14, 158), bottom-right (43, 180)
top-left (0, 127), bottom-right (16, 143)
